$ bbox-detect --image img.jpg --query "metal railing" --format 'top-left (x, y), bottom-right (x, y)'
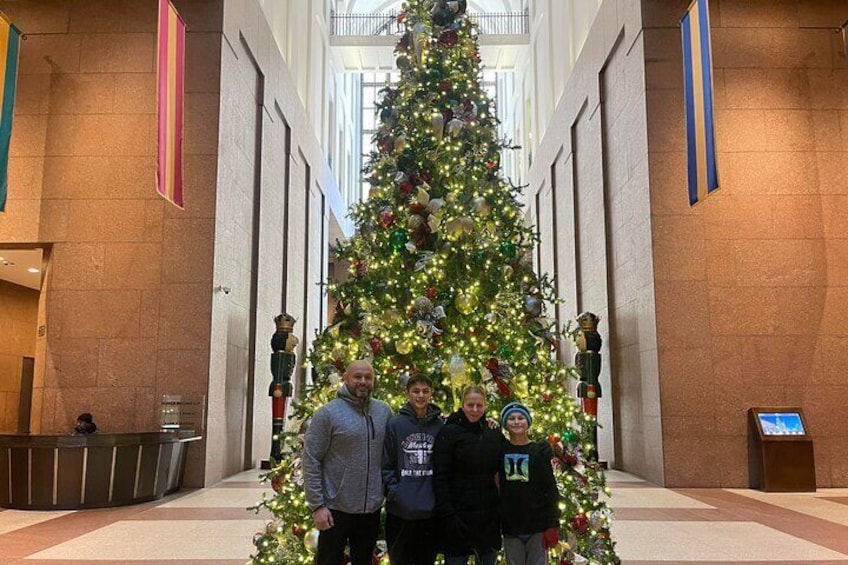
top-left (331, 10), bottom-right (529, 36)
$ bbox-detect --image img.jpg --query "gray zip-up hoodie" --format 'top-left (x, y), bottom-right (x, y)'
top-left (303, 385), bottom-right (393, 514)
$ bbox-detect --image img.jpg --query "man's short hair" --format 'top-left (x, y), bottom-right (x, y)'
top-left (406, 374), bottom-right (434, 391)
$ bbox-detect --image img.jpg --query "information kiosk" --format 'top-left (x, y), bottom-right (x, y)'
top-left (748, 407), bottom-right (815, 492)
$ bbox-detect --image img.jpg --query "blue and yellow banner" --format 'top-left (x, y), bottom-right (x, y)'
top-left (681, 0), bottom-right (719, 206)
top-left (0, 13), bottom-right (21, 213)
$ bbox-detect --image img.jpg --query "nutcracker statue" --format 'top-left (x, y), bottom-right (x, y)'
top-left (575, 311), bottom-right (602, 463)
top-left (268, 314), bottom-right (298, 465)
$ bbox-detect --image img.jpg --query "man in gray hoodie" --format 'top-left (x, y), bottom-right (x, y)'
top-left (303, 359), bottom-right (393, 565)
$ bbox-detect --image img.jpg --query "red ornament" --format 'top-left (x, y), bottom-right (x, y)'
top-left (291, 524), bottom-right (307, 537)
top-left (485, 160), bottom-right (498, 169)
top-left (492, 375), bottom-right (511, 397)
top-left (353, 259), bottom-right (368, 278)
top-left (369, 337), bottom-right (383, 356)
top-left (378, 206), bottom-right (396, 228)
top-left (378, 138), bottom-right (392, 153)
top-left (333, 359), bottom-right (345, 372)
top-left (571, 513), bottom-right (589, 534)
top-left (542, 391), bottom-right (554, 403)
top-left (441, 108), bottom-right (454, 122)
top-left (484, 357), bottom-right (499, 372)
top-left (410, 202), bottom-right (426, 215)
top-left (425, 287), bottom-right (438, 300)
top-left (439, 30), bottom-right (459, 46)
top-left (398, 181), bottom-right (414, 197)
top-left (271, 475), bottom-right (283, 493)
top-left (439, 80), bottom-right (452, 93)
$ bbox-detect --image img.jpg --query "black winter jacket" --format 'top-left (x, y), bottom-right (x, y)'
top-left (433, 408), bottom-right (503, 556)
top-left (499, 440), bottom-right (560, 536)
top-left (382, 402), bottom-right (444, 520)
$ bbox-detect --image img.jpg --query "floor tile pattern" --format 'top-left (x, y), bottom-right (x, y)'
top-left (0, 469), bottom-right (846, 563)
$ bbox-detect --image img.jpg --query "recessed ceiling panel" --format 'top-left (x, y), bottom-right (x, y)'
top-left (0, 248), bottom-right (45, 290)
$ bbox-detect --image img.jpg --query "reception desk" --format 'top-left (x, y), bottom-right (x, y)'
top-left (0, 432), bottom-right (200, 510)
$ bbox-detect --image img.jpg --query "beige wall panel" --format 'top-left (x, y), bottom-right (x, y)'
top-left (527, 0), bottom-right (661, 483)
top-left (0, 0), bottom-right (222, 487)
top-left (645, 0), bottom-right (848, 487)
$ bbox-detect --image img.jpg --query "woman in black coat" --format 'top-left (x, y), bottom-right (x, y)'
top-left (433, 385), bottom-right (503, 565)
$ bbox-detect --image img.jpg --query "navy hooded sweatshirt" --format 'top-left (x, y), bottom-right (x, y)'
top-left (381, 402), bottom-right (443, 520)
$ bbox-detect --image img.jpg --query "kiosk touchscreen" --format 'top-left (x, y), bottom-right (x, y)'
top-left (748, 407), bottom-right (815, 492)
top-left (756, 412), bottom-right (806, 436)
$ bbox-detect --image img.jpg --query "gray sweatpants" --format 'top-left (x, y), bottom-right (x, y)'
top-left (503, 533), bottom-right (546, 565)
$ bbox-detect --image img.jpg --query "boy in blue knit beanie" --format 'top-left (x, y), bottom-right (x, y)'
top-left (498, 402), bottom-right (560, 565)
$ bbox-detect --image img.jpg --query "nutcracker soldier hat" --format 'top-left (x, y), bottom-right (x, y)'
top-left (576, 311), bottom-right (600, 331)
top-left (274, 313), bottom-right (296, 332)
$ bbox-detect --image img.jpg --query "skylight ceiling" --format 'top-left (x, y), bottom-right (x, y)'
top-left (341, 0), bottom-right (525, 13)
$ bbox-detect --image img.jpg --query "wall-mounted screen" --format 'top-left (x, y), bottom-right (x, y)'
top-left (757, 412), bottom-right (806, 436)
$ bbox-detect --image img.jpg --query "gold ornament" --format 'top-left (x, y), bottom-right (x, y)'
top-left (304, 528), bottom-right (320, 552)
top-left (472, 197), bottom-right (492, 216)
top-left (459, 216), bottom-right (474, 234)
top-left (416, 187), bottom-right (431, 205)
top-left (428, 198), bottom-right (444, 214)
top-left (382, 309), bottom-right (402, 324)
top-left (396, 339), bottom-right (413, 355)
top-left (455, 292), bottom-right (478, 315)
top-left (445, 218), bottom-right (465, 240)
top-left (407, 215), bottom-right (424, 231)
top-left (431, 112), bottom-right (445, 141)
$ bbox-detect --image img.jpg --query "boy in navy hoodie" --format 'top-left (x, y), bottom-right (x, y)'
top-left (382, 375), bottom-right (443, 565)
top-left (499, 402), bottom-right (560, 565)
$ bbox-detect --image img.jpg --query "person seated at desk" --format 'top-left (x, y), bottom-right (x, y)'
top-left (73, 413), bottom-right (98, 435)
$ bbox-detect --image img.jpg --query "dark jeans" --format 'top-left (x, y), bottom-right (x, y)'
top-left (385, 513), bottom-right (438, 565)
top-left (316, 508), bottom-right (380, 565)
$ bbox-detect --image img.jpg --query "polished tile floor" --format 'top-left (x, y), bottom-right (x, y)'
top-left (1, 469), bottom-right (847, 564)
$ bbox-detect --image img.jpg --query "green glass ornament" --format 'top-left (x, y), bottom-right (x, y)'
top-left (562, 428), bottom-right (579, 445)
top-left (496, 344), bottom-right (513, 359)
top-left (390, 230), bottom-right (407, 251)
top-left (499, 241), bottom-right (517, 259)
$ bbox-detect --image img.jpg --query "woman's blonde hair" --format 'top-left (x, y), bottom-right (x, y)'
top-left (461, 385), bottom-right (488, 402)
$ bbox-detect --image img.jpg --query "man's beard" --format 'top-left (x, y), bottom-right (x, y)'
top-left (353, 386), bottom-right (372, 398)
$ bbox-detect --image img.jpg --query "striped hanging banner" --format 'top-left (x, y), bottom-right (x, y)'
top-left (681, 0), bottom-right (719, 206)
top-left (156, 0), bottom-right (185, 209)
top-left (0, 13), bottom-right (21, 213)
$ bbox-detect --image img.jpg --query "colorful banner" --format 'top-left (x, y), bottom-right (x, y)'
top-left (0, 13), bottom-right (21, 213)
top-left (156, 0), bottom-right (185, 209)
top-left (681, 0), bottom-right (719, 206)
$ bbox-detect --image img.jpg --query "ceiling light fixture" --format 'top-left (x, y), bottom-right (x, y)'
top-left (27, 267), bottom-right (40, 273)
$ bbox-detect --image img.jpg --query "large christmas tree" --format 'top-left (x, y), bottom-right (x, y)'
top-left (249, 1), bottom-right (619, 563)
